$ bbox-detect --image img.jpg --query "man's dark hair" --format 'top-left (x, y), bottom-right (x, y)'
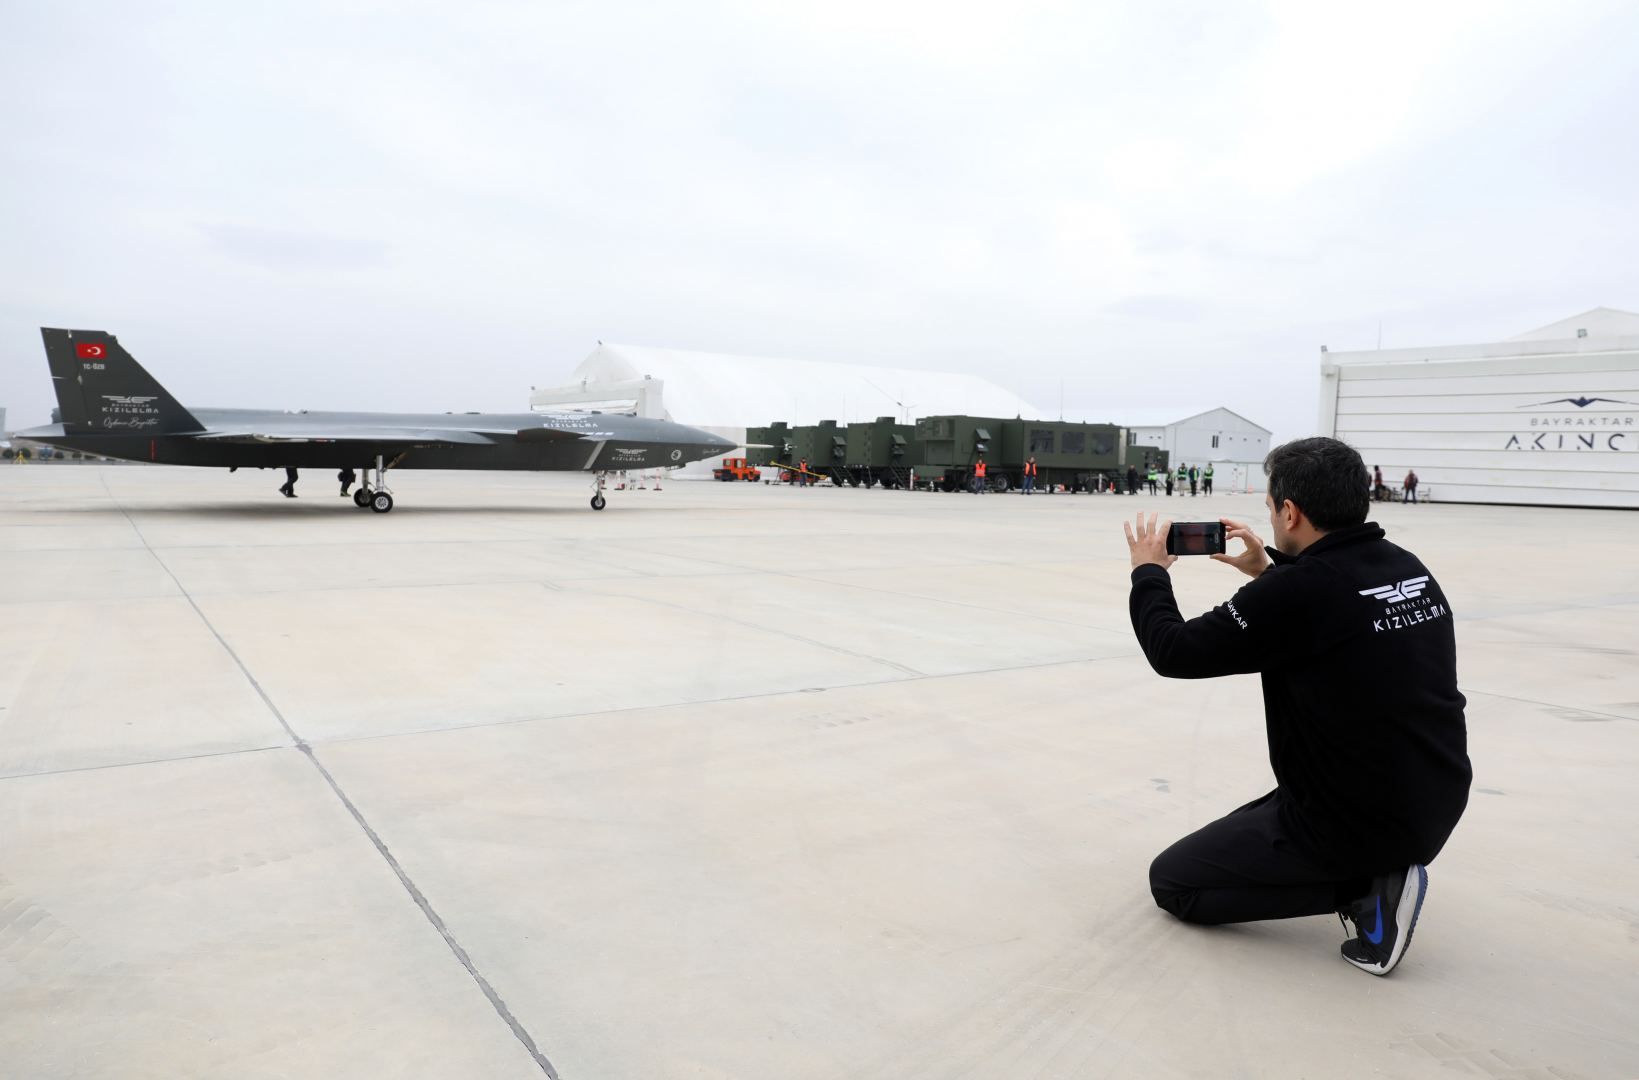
top-left (1263, 437), bottom-right (1370, 530)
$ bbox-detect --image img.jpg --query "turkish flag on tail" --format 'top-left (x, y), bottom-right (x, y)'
top-left (76, 342), bottom-right (107, 359)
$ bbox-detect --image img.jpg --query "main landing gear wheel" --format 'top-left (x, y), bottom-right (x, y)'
top-left (371, 491), bottom-right (394, 513)
top-left (353, 488), bottom-right (371, 508)
top-left (591, 494), bottom-right (606, 511)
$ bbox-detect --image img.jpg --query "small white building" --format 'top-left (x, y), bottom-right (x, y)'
top-left (532, 342), bottom-right (1040, 476)
top-left (1113, 406), bottom-right (1273, 492)
top-left (1320, 307), bottom-right (1639, 509)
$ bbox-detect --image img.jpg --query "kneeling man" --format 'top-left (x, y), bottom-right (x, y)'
top-left (1123, 437), bottom-right (1470, 975)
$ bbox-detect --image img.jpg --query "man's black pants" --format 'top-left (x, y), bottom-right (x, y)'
top-left (1149, 790), bottom-right (1373, 925)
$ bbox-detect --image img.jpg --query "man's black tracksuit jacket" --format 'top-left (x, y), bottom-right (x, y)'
top-left (1129, 522), bottom-right (1471, 873)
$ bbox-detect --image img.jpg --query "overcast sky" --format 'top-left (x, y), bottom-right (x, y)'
top-left (4, 0), bottom-right (1637, 441)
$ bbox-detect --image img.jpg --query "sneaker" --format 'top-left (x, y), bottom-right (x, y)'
top-left (1338, 864), bottom-right (1428, 976)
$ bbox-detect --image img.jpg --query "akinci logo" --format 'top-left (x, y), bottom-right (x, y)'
top-left (1507, 391), bottom-right (1636, 451)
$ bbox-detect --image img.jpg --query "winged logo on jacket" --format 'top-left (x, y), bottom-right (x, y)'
top-left (1358, 576), bottom-right (1430, 604)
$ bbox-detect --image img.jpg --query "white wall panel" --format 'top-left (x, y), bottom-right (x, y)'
top-left (1322, 344), bottom-right (1639, 508)
top-left (1400, 484), bottom-right (1635, 509)
top-left (1336, 373), bottom-right (1639, 399)
top-left (1334, 347), bottom-right (1639, 380)
top-left (1336, 412), bottom-right (1636, 433)
top-left (1341, 397), bottom-right (1639, 417)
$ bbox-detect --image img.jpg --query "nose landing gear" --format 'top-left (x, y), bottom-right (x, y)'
top-left (591, 471), bottom-right (608, 511)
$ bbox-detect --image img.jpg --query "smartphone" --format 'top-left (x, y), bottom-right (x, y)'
top-left (1167, 521), bottom-right (1226, 556)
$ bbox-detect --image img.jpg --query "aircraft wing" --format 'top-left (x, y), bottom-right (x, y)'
top-left (194, 426), bottom-right (505, 446)
top-left (194, 420), bottom-right (602, 447)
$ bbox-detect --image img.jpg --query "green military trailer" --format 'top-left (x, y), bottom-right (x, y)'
top-left (745, 421), bottom-right (791, 469)
top-left (1002, 419), bottom-right (1126, 492)
top-left (1035, 422), bottom-right (1166, 493)
top-left (783, 420), bottom-right (848, 485)
top-left (842, 415), bottom-right (920, 488)
top-left (913, 415), bottom-right (1010, 491)
top-left (1130, 447), bottom-right (1174, 494)
top-left (749, 420), bottom-right (829, 484)
top-left (914, 415), bottom-right (1169, 493)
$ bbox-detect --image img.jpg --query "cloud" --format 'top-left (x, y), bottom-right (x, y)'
top-left (1102, 295), bottom-right (1210, 323)
top-left (2, 0), bottom-right (1636, 445)
top-left (198, 223), bottom-right (391, 272)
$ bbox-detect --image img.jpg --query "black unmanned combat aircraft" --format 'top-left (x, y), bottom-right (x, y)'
top-left (20, 328), bottom-right (735, 512)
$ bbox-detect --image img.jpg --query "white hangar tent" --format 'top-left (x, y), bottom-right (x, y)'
top-left (531, 343), bottom-right (1040, 476)
top-left (1320, 307), bottom-right (1639, 509)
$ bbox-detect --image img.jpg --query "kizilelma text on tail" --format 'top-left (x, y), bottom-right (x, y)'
top-left (42, 328), bottom-right (203, 434)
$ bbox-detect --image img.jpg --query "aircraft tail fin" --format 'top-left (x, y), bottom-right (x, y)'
top-left (42, 328), bottom-right (204, 434)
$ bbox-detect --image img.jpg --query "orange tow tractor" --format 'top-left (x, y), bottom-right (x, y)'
top-left (713, 456), bottom-right (762, 482)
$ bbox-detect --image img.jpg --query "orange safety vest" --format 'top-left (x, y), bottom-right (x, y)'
top-left (1023, 462), bottom-right (1037, 477)
top-left (974, 461), bottom-right (987, 477)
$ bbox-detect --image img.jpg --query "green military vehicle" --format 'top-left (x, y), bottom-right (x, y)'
top-left (914, 415), bottom-right (1009, 491)
top-left (782, 420), bottom-right (848, 485)
top-left (748, 414), bottom-right (1169, 492)
top-left (914, 416), bottom-right (1168, 493)
top-left (1127, 443), bottom-right (1169, 491)
top-left (747, 418), bottom-right (918, 486)
top-left (842, 415), bottom-right (920, 488)
top-left (745, 421), bottom-right (792, 469)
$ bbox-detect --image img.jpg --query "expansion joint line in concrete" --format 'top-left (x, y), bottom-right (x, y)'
top-left (591, 541), bottom-right (1134, 638)
top-left (0, 743), bottom-right (288, 783)
top-left (573, 585), bottom-right (925, 677)
top-left (322, 650), bottom-right (1138, 752)
top-left (1463, 687), bottom-right (1638, 723)
top-left (96, 475), bottom-right (562, 1080)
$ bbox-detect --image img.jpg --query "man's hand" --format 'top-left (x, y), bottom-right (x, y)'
top-left (1211, 518), bottom-right (1272, 579)
top-left (1124, 512), bottom-right (1177, 571)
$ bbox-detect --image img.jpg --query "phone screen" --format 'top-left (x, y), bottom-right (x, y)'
top-left (1167, 522), bottom-right (1226, 556)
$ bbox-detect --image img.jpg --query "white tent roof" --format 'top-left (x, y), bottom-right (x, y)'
top-left (1507, 306), bottom-right (1639, 342)
top-left (564, 343), bottom-right (1039, 428)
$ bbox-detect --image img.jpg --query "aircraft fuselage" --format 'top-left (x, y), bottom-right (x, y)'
top-left (28, 407), bottom-right (729, 472)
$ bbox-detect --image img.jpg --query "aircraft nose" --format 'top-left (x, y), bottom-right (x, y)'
top-left (677, 427), bottom-right (738, 462)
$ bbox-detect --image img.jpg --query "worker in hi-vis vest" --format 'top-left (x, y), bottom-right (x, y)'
top-left (1022, 456), bottom-right (1038, 495)
top-left (1146, 467), bottom-right (1159, 495)
top-left (1203, 463), bottom-right (1215, 496)
top-left (972, 457), bottom-right (987, 494)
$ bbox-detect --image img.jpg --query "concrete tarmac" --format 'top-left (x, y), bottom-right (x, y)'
top-left (1, 466), bottom-right (1635, 1079)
